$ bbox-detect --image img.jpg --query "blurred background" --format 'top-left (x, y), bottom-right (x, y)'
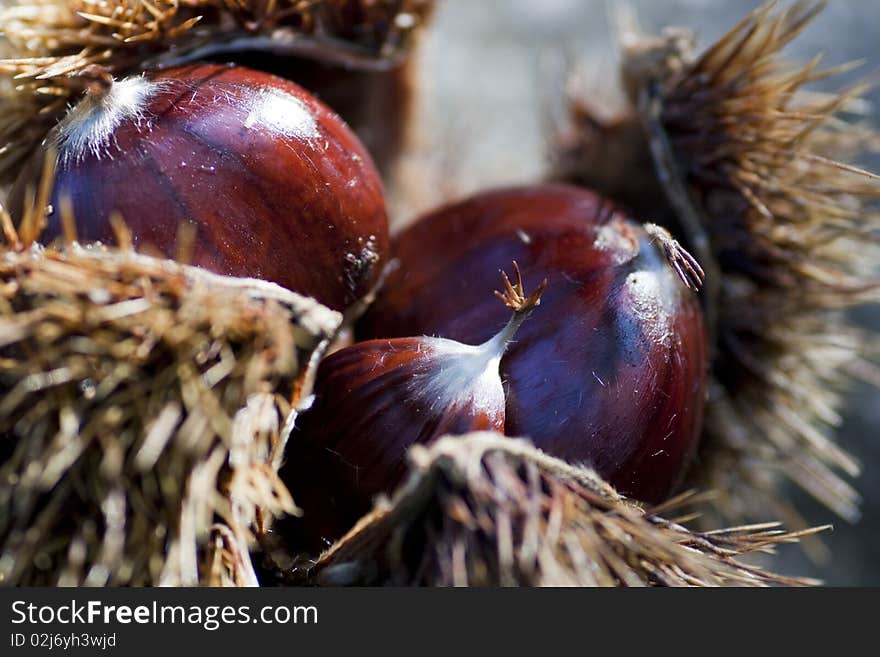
top-left (400, 0), bottom-right (880, 585)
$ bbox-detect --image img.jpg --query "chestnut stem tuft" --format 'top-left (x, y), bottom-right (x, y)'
top-left (486, 261), bottom-right (548, 354)
top-left (77, 65), bottom-right (114, 98)
top-left (644, 223), bottom-right (705, 291)
top-left (494, 260), bottom-right (547, 313)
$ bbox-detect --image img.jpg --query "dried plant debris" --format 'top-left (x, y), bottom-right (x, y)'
top-left (299, 433), bottom-right (823, 587)
top-left (0, 243), bottom-right (342, 585)
top-left (0, 0), bottom-right (433, 182)
top-left (556, 1), bottom-right (880, 525)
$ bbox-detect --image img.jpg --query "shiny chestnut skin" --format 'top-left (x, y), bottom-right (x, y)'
top-left (282, 266), bottom-right (542, 548)
top-left (230, 53), bottom-right (413, 174)
top-left (282, 336), bottom-right (505, 547)
top-left (9, 64), bottom-right (389, 312)
top-left (361, 184), bottom-right (708, 503)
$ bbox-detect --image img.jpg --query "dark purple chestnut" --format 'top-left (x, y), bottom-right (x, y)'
top-left (361, 184), bottom-right (708, 503)
top-left (282, 264), bottom-right (545, 548)
top-left (8, 63), bottom-right (389, 313)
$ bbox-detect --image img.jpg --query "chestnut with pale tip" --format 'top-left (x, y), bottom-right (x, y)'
top-left (360, 184), bottom-right (709, 504)
top-left (280, 263), bottom-right (546, 548)
top-left (7, 63), bottom-right (389, 314)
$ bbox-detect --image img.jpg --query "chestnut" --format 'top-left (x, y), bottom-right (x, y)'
top-left (8, 63), bottom-right (389, 313)
top-left (229, 53), bottom-right (414, 175)
top-left (361, 184), bottom-right (708, 503)
top-left (282, 263), bottom-right (545, 548)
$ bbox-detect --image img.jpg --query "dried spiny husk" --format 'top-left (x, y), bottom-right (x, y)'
top-left (0, 0), bottom-right (434, 182)
top-left (0, 244), bottom-right (342, 585)
top-left (296, 433), bottom-right (824, 587)
top-left (554, 1), bottom-right (880, 526)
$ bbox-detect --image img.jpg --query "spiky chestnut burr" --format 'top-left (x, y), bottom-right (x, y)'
top-left (0, 244), bottom-right (342, 586)
top-left (7, 63), bottom-right (389, 314)
top-left (361, 184), bottom-right (708, 505)
top-left (280, 263), bottom-right (546, 549)
top-left (304, 433), bottom-right (827, 587)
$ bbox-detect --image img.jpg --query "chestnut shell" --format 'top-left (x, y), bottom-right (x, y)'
top-left (9, 64), bottom-right (389, 313)
top-left (282, 335), bottom-right (507, 546)
top-left (361, 184), bottom-right (708, 503)
top-left (229, 53), bottom-right (412, 175)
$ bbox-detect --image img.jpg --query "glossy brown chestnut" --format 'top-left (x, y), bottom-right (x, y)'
top-left (9, 63), bottom-right (389, 313)
top-left (230, 53), bottom-right (413, 174)
top-left (282, 264), bottom-right (545, 548)
top-left (361, 184), bottom-right (708, 503)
